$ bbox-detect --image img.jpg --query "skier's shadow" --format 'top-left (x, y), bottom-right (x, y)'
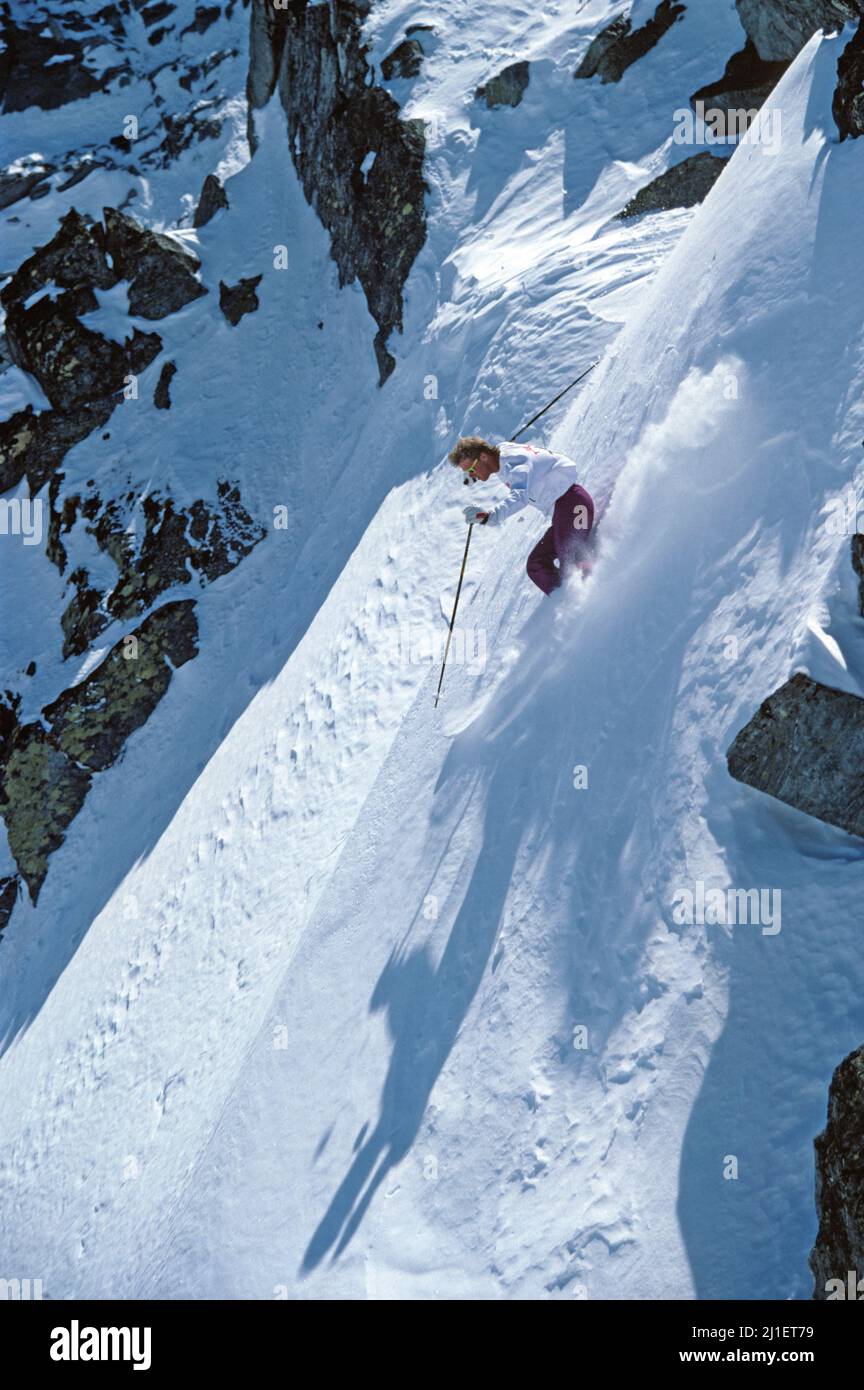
top-left (301, 736), bottom-right (523, 1272)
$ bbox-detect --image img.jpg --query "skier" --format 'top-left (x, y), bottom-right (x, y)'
top-left (448, 436), bottom-right (596, 594)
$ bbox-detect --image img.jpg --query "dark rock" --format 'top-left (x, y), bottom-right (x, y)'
top-left (125, 328), bottom-right (163, 374)
top-left (0, 875), bottom-right (19, 934)
top-left (61, 569), bottom-right (110, 658)
top-left (381, 39), bottom-right (424, 81)
top-left (154, 360), bottom-right (177, 409)
top-left (179, 47), bottom-right (237, 92)
top-left (726, 672), bottom-right (864, 838)
top-left (617, 152), bottom-right (729, 218)
top-left (834, 16), bottom-right (864, 139)
top-left (0, 163), bottom-right (56, 209)
top-left (103, 207), bottom-right (207, 319)
top-left (476, 61), bottom-right (530, 108)
top-left (57, 161), bottom-right (100, 192)
top-left (248, 0), bottom-right (426, 385)
top-left (158, 105), bottom-right (223, 165)
top-left (43, 600), bottom-right (199, 774)
top-left (574, 0), bottom-right (685, 83)
top-left (0, 601), bottom-right (199, 900)
top-left (691, 40), bottom-right (791, 119)
top-left (0, 209), bottom-right (116, 308)
top-left (0, 16), bottom-right (101, 113)
top-left (0, 398), bottom-right (118, 498)
top-left (246, 0), bottom-right (288, 115)
top-left (52, 479), bottom-right (265, 623)
top-left (142, 0), bottom-right (175, 23)
top-left (5, 296), bottom-right (130, 411)
top-left (56, 284), bottom-right (101, 318)
top-left (810, 1045), bottom-right (864, 1298)
top-left (852, 534), bottom-right (864, 613)
top-left (193, 172), bottom-right (229, 227)
top-left (735, 0), bottom-right (859, 62)
top-left (0, 693), bottom-right (19, 760)
top-left (186, 481), bottom-right (267, 582)
top-left (0, 721), bottom-right (92, 902)
top-left (181, 5), bottom-right (222, 37)
top-left (219, 275), bottom-right (262, 326)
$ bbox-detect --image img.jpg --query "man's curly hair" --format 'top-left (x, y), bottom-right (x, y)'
top-left (448, 436), bottom-right (495, 466)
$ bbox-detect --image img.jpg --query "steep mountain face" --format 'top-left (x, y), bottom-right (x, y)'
top-left (246, 0), bottom-right (426, 382)
top-left (1, 0), bottom-right (863, 1302)
top-left (0, 2), bottom-right (264, 920)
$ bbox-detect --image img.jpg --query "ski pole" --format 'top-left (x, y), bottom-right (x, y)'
top-left (434, 523), bottom-right (473, 707)
top-left (512, 361), bottom-right (596, 440)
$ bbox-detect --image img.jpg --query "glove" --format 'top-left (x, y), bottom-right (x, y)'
top-left (463, 506), bottom-right (489, 524)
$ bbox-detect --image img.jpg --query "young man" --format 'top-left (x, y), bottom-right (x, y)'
top-left (448, 435), bottom-right (596, 595)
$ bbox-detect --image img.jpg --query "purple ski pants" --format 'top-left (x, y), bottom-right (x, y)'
top-left (526, 484), bottom-right (596, 595)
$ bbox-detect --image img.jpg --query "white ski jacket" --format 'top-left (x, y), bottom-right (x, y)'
top-left (483, 442), bottom-right (582, 526)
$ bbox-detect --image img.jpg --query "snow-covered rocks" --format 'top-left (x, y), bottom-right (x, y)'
top-left (727, 673), bottom-right (864, 839)
top-left (102, 208), bottom-right (207, 319)
top-left (810, 1044), bottom-right (864, 1297)
top-left (833, 16), bottom-right (864, 137)
top-left (218, 274), bottom-right (261, 326)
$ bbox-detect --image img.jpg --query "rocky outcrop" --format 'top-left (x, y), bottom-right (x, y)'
top-left (476, 61), bottom-right (530, 108)
top-left (1, 209), bottom-right (116, 307)
top-left (0, 875), bottom-right (19, 935)
top-left (574, 0), bottom-right (685, 83)
top-left (381, 39), bottom-right (424, 81)
top-left (691, 40), bottom-right (791, 118)
top-left (193, 172), bottom-right (229, 227)
top-left (0, 205), bottom-right (213, 498)
top-left (726, 673), bottom-right (864, 838)
top-left (0, 206), bottom-right (202, 331)
top-left (0, 159), bottom-right (56, 210)
top-left (102, 208), bottom-right (207, 319)
top-left (0, 602), bottom-right (198, 901)
top-left (219, 275), bottom-right (262, 326)
top-left (50, 480), bottom-right (265, 653)
top-left (852, 535), bottom-right (864, 613)
top-left (0, 398), bottom-right (118, 497)
top-left (182, 6), bottom-right (222, 39)
top-left (735, 0), bottom-right (859, 62)
top-left (43, 601), bottom-right (199, 773)
top-left (0, 722), bottom-right (92, 903)
top-left (617, 152), bottom-right (729, 218)
top-left (154, 361), bottom-right (177, 409)
top-left (5, 295), bottom-right (144, 413)
top-left (246, 0), bottom-right (426, 384)
top-left (0, 13), bottom-right (102, 112)
top-left (810, 1045), bottom-right (864, 1298)
top-left (833, 16), bottom-right (864, 138)
top-left (0, 186), bottom-right (268, 911)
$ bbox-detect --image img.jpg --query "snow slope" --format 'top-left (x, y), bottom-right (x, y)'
top-left (2, 4), bottom-right (863, 1300)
